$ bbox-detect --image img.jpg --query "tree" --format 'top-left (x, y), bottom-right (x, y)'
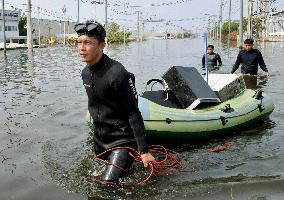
top-left (242, 17), bottom-right (265, 38)
top-left (18, 15), bottom-right (27, 36)
top-left (107, 22), bottom-right (131, 43)
top-left (221, 17), bottom-right (265, 40)
top-left (221, 20), bottom-right (239, 35)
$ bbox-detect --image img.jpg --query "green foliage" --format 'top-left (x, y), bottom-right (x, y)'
top-left (221, 17), bottom-right (265, 39)
top-left (176, 32), bottom-right (192, 39)
top-left (239, 17), bottom-right (265, 38)
top-left (107, 22), bottom-right (131, 43)
top-left (41, 36), bottom-right (57, 46)
top-left (221, 20), bottom-right (239, 35)
top-left (243, 17), bottom-right (265, 38)
top-left (18, 15), bottom-right (27, 36)
top-left (66, 36), bottom-right (77, 46)
top-left (183, 32), bottom-right (192, 38)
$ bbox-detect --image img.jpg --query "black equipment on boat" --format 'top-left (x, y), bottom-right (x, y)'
top-left (161, 66), bottom-right (220, 109)
top-left (142, 66), bottom-right (221, 109)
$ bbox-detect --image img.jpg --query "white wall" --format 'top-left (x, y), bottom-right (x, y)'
top-left (0, 9), bottom-right (20, 42)
top-left (31, 18), bottom-right (77, 36)
top-left (0, 20), bottom-right (19, 42)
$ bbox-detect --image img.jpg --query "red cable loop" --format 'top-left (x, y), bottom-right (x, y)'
top-left (92, 145), bottom-right (182, 185)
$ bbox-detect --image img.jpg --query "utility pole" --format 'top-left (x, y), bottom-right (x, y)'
top-left (104, 0), bottom-right (107, 31)
top-left (228, 0), bottom-right (232, 47)
top-left (216, 21), bottom-right (219, 40)
top-left (123, 1), bottom-right (126, 45)
top-left (63, 20), bottom-right (66, 45)
top-left (1, 0), bottom-right (6, 53)
top-left (258, 0), bottom-right (270, 41)
top-left (67, 16), bottom-right (69, 34)
top-left (91, 1), bottom-right (104, 21)
top-left (212, 18), bottom-right (216, 40)
top-left (212, 23), bottom-right (215, 39)
top-left (141, 12), bottom-right (144, 41)
top-left (239, 0), bottom-right (243, 48)
top-left (94, 1), bottom-right (96, 20)
top-left (137, 11), bottom-right (140, 42)
top-left (26, 0), bottom-right (33, 54)
top-left (77, 0), bottom-right (79, 23)
top-left (247, 0), bottom-right (253, 38)
top-left (256, 0), bottom-right (259, 19)
top-left (37, 7), bottom-right (41, 47)
top-left (219, 0), bottom-right (223, 41)
top-left (265, 0), bottom-right (270, 41)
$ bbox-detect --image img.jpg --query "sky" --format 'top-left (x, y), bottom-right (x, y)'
top-left (3, 0), bottom-right (284, 33)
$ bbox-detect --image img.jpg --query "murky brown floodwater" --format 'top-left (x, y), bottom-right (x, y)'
top-left (1, 38), bottom-right (284, 200)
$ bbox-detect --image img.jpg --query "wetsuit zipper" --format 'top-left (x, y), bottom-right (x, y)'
top-left (91, 71), bottom-right (101, 134)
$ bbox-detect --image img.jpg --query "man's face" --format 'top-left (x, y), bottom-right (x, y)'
top-left (76, 35), bottom-right (105, 65)
top-left (207, 47), bottom-right (214, 54)
top-left (244, 44), bottom-right (253, 52)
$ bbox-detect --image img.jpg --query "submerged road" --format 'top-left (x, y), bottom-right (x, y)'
top-left (0, 38), bottom-right (284, 199)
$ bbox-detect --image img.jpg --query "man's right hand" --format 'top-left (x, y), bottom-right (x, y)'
top-left (141, 152), bottom-right (155, 168)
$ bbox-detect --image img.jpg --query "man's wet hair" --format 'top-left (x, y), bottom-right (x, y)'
top-left (208, 45), bottom-right (214, 49)
top-left (74, 20), bottom-right (106, 42)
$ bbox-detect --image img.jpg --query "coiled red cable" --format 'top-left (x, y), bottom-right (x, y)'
top-left (92, 145), bottom-right (182, 185)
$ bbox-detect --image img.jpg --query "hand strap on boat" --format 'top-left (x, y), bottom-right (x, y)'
top-left (145, 78), bottom-right (171, 101)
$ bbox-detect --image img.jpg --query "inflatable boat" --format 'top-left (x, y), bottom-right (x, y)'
top-left (138, 66), bottom-right (275, 141)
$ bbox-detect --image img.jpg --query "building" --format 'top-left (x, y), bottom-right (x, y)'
top-left (269, 11), bottom-right (284, 37)
top-left (31, 18), bottom-right (77, 37)
top-left (0, 9), bottom-right (20, 43)
top-left (1, 9), bottom-right (77, 44)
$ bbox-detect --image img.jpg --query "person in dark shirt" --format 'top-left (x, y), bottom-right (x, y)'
top-left (75, 21), bottom-right (155, 182)
top-left (231, 39), bottom-right (270, 76)
top-left (202, 45), bottom-right (222, 71)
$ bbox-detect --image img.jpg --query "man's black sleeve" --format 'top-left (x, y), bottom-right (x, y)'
top-left (217, 53), bottom-right (222, 66)
top-left (231, 52), bottom-right (242, 74)
top-left (115, 74), bottom-right (149, 153)
top-left (258, 51), bottom-right (268, 72)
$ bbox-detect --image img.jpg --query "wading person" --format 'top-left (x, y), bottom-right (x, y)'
top-left (75, 21), bottom-right (155, 182)
top-left (202, 45), bottom-right (222, 71)
top-left (231, 39), bottom-right (270, 76)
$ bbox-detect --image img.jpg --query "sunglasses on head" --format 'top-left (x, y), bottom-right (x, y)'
top-left (74, 22), bottom-right (99, 33)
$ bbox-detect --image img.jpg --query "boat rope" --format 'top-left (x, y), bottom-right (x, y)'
top-left (92, 145), bottom-right (182, 186)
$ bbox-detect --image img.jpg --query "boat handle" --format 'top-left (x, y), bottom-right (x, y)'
top-left (146, 79), bottom-right (164, 91)
top-left (222, 104), bottom-right (232, 113)
top-left (165, 118), bottom-right (172, 124)
top-left (220, 116), bottom-right (228, 126)
top-left (257, 104), bottom-right (265, 112)
top-left (253, 89), bottom-right (263, 100)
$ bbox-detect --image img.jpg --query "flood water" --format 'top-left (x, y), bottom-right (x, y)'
top-left (1, 38), bottom-right (284, 200)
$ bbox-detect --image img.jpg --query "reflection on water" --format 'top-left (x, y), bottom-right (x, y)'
top-left (242, 74), bottom-right (269, 90)
top-left (243, 75), bottom-right (258, 89)
top-left (1, 39), bottom-right (284, 200)
top-left (201, 65), bottom-right (220, 75)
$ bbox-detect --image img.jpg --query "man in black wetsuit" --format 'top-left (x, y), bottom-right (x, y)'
top-left (202, 45), bottom-right (222, 71)
top-left (231, 39), bottom-right (270, 76)
top-left (75, 21), bottom-right (155, 182)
